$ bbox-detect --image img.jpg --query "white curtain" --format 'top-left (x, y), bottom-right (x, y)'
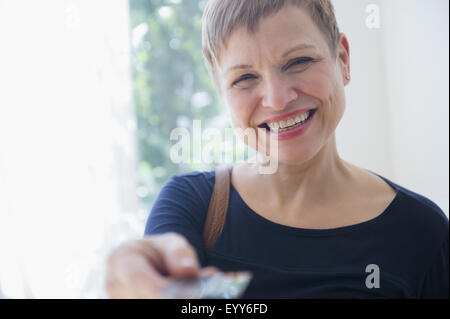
top-left (0, 0), bottom-right (141, 298)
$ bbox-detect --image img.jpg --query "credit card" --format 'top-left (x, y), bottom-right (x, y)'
top-left (157, 271), bottom-right (253, 299)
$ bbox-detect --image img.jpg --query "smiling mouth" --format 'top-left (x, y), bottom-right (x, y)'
top-left (258, 109), bottom-right (317, 133)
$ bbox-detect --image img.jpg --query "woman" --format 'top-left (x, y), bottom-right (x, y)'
top-left (106, 0), bottom-right (448, 298)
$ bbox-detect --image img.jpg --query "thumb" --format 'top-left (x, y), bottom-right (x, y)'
top-left (152, 233), bottom-right (201, 278)
top-left (167, 253), bottom-right (200, 278)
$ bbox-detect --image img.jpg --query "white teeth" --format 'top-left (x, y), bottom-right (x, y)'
top-left (267, 111), bottom-right (312, 131)
top-left (301, 113), bottom-right (308, 122)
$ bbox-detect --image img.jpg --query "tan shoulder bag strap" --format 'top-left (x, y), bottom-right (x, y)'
top-left (203, 165), bottom-right (232, 253)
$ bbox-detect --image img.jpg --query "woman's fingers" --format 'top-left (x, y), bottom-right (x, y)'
top-left (150, 232), bottom-right (201, 278)
top-left (106, 232), bottom-right (204, 298)
top-left (107, 241), bottom-right (170, 298)
top-left (200, 266), bottom-right (221, 278)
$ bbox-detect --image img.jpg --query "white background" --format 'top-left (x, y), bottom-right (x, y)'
top-left (334, 0), bottom-right (449, 214)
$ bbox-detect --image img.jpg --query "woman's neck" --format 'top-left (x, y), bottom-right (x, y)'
top-left (252, 134), bottom-right (355, 210)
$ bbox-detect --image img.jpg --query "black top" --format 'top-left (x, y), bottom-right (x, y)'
top-left (145, 169), bottom-right (449, 298)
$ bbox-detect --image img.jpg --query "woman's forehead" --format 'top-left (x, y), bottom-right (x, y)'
top-left (218, 6), bottom-right (328, 71)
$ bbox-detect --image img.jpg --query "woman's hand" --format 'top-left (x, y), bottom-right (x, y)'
top-left (106, 232), bottom-right (218, 298)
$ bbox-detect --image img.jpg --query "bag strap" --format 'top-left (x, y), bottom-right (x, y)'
top-left (203, 165), bottom-right (232, 253)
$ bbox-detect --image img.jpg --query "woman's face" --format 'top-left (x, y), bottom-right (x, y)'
top-left (217, 5), bottom-right (350, 164)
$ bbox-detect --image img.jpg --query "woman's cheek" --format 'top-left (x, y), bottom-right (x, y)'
top-left (226, 92), bottom-right (263, 151)
top-left (301, 69), bottom-right (332, 102)
top-left (305, 69), bottom-right (344, 115)
top-left (226, 90), bottom-right (255, 128)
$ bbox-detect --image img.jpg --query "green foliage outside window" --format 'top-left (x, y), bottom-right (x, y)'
top-left (129, 0), bottom-right (242, 207)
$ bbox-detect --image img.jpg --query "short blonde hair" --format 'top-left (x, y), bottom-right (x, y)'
top-left (202, 0), bottom-right (341, 87)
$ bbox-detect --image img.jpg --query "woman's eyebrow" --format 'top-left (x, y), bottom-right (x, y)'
top-left (282, 43), bottom-right (317, 58)
top-left (225, 64), bottom-right (252, 75)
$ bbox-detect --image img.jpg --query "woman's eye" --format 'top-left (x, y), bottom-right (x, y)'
top-left (232, 74), bottom-right (257, 87)
top-left (285, 57), bottom-right (314, 71)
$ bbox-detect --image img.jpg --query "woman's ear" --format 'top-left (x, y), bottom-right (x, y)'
top-left (337, 33), bottom-right (351, 85)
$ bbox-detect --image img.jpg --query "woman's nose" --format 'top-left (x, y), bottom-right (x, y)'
top-left (261, 75), bottom-right (298, 110)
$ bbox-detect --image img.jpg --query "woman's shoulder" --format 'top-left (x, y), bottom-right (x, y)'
top-left (378, 173), bottom-right (446, 217)
top-left (397, 184), bottom-right (447, 220)
top-left (370, 171), bottom-right (449, 238)
top-left (162, 169), bottom-right (217, 203)
top-left (168, 169), bottom-right (216, 187)
top-left (148, 169), bottom-right (218, 230)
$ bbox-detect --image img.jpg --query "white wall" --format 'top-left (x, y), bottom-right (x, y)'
top-left (333, 0), bottom-right (449, 216)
